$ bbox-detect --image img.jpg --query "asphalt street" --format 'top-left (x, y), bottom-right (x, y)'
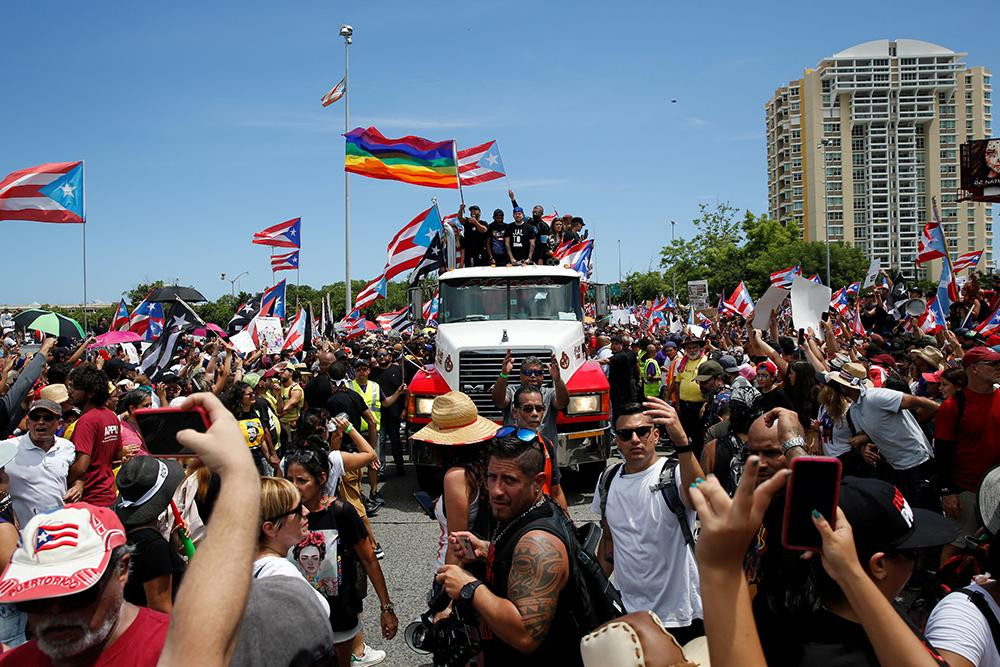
top-left (358, 463), bottom-right (606, 666)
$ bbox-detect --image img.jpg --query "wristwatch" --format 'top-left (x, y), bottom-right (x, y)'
top-left (460, 580), bottom-right (483, 602)
top-left (780, 435), bottom-right (806, 455)
top-left (380, 602), bottom-right (395, 614)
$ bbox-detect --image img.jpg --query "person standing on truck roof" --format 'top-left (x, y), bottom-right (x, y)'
top-left (487, 208), bottom-right (509, 267)
top-left (504, 206), bottom-right (536, 266)
top-left (492, 351), bottom-right (569, 449)
top-left (509, 189), bottom-right (551, 266)
top-left (457, 203), bottom-right (490, 267)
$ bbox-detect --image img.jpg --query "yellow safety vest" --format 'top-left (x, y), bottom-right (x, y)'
top-left (676, 355), bottom-right (705, 403)
top-left (352, 380), bottom-right (381, 432)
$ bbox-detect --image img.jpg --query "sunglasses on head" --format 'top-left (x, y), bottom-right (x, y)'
top-left (495, 426), bottom-right (546, 456)
top-left (521, 369), bottom-right (545, 378)
top-left (28, 412), bottom-right (58, 422)
top-left (266, 502), bottom-right (305, 524)
top-left (615, 425), bottom-right (654, 441)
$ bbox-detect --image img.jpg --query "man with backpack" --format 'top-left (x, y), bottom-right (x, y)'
top-left (592, 397), bottom-right (705, 644)
top-left (437, 431), bottom-right (622, 666)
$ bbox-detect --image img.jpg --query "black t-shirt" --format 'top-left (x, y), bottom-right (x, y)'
top-left (607, 350), bottom-right (640, 405)
top-left (369, 364), bottom-right (404, 421)
top-left (123, 526), bottom-right (185, 608)
top-left (488, 221), bottom-right (509, 259)
top-left (532, 219), bottom-right (550, 261)
top-left (505, 222), bottom-right (536, 261)
top-left (300, 500), bottom-right (368, 632)
top-left (463, 218), bottom-right (488, 253)
top-left (304, 374), bottom-right (334, 410)
top-left (760, 387), bottom-right (792, 412)
top-left (251, 397), bottom-right (276, 441)
top-left (325, 388), bottom-right (368, 433)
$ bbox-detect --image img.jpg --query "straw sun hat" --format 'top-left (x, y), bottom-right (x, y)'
top-left (825, 362), bottom-right (874, 391)
top-left (411, 391), bottom-right (499, 445)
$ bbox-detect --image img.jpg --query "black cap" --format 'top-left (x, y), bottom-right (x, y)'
top-left (838, 477), bottom-right (958, 551)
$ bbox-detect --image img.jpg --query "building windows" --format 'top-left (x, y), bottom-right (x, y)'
top-left (827, 196), bottom-right (843, 207)
top-left (940, 150), bottom-right (957, 161)
top-left (940, 120), bottom-right (956, 129)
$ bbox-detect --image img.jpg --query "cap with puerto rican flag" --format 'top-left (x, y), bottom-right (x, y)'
top-left (0, 504), bottom-right (126, 603)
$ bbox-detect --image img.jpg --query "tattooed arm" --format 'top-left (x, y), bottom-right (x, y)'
top-left (472, 530), bottom-right (569, 654)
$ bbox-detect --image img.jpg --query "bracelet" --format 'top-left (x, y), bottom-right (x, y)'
top-left (498, 373), bottom-right (509, 380)
top-left (780, 435), bottom-right (806, 455)
top-left (381, 602), bottom-right (395, 614)
top-left (344, 424), bottom-right (353, 435)
top-left (674, 443), bottom-right (695, 454)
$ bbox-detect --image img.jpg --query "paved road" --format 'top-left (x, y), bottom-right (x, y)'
top-left (358, 463), bottom-right (606, 666)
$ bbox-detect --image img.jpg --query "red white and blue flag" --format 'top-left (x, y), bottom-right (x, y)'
top-left (722, 281), bottom-right (754, 318)
top-left (830, 288), bottom-right (851, 318)
top-left (252, 218), bottom-right (301, 248)
top-left (457, 140), bottom-right (507, 186)
top-left (0, 161), bottom-right (85, 224)
top-left (354, 275), bottom-right (388, 312)
top-left (937, 260), bottom-right (958, 313)
top-left (770, 265), bottom-right (801, 287)
top-left (422, 291), bottom-right (439, 324)
top-left (376, 307), bottom-right (411, 333)
top-left (952, 249), bottom-right (984, 273)
top-left (807, 274), bottom-right (823, 285)
top-left (916, 202), bottom-right (948, 265)
top-left (976, 302), bottom-right (1000, 338)
top-left (557, 239), bottom-right (594, 279)
top-left (321, 78), bottom-right (347, 107)
top-left (112, 300), bottom-right (131, 331)
top-left (846, 282), bottom-right (861, 296)
top-left (552, 239), bottom-right (576, 260)
top-left (850, 300), bottom-right (867, 336)
top-left (271, 250), bottom-right (299, 272)
top-left (918, 297), bottom-right (948, 335)
top-left (260, 280), bottom-right (287, 319)
top-left (281, 308), bottom-right (308, 353)
top-left (34, 522), bottom-right (79, 553)
top-left (129, 297), bottom-right (164, 342)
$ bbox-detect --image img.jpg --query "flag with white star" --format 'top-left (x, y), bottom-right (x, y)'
top-left (457, 140), bottom-right (506, 186)
top-left (0, 161), bottom-right (85, 224)
top-left (408, 230), bottom-right (445, 286)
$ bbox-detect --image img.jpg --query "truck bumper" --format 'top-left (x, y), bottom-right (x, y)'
top-left (556, 427), bottom-right (611, 468)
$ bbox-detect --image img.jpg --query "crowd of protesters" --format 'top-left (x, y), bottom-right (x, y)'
top-left (0, 258), bottom-right (997, 666)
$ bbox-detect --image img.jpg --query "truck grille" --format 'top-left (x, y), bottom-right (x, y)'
top-left (458, 348), bottom-right (551, 421)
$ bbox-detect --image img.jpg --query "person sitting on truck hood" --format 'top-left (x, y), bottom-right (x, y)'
top-left (492, 351), bottom-right (569, 448)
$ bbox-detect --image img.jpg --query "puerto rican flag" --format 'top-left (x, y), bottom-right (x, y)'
top-left (918, 297), bottom-right (948, 335)
top-left (937, 260), bottom-right (958, 314)
top-left (376, 306), bottom-right (411, 333)
top-left (34, 522), bottom-right (79, 552)
top-left (976, 300), bottom-right (1000, 338)
top-left (846, 281), bottom-right (861, 296)
top-left (850, 299), bottom-right (867, 336)
top-left (457, 140), bottom-right (507, 186)
top-left (422, 291), bottom-right (439, 323)
top-left (354, 275), bottom-right (387, 311)
top-left (0, 161), bottom-right (85, 224)
top-left (343, 312), bottom-right (368, 341)
top-left (321, 77), bottom-right (346, 107)
top-left (281, 308), bottom-right (307, 353)
top-left (129, 297), bottom-right (164, 342)
top-left (770, 265), bottom-right (801, 287)
top-left (807, 274), bottom-right (823, 285)
top-left (557, 239), bottom-right (594, 279)
top-left (111, 300), bottom-right (131, 331)
top-left (722, 281), bottom-right (754, 319)
top-left (252, 218), bottom-right (301, 248)
top-left (953, 249), bottom-right (984, 273)
top-left (830, 288), bottom-right (851, 318)
top-left (916, 202), bottom-right (948, 265)
top-left (271, 250), bottom-right (299, 272)
top-left (260, 280), bottom-right (287, 319)
top-left (552, 239), bottom-right (576, 260)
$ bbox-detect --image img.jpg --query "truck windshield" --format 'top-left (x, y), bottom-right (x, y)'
top-left (439, 276), bottom-right (582, 323)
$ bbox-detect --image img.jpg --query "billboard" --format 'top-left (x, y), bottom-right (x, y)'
top-left (960, 138), bottom-right (1000, 203)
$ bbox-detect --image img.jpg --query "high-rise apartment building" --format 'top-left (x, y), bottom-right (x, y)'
top-left (766, 39), bottom-right (993, 279)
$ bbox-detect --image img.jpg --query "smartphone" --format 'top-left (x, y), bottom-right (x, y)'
top-left (782, 456), bottom-right (842, 552)
top-left (457, 535), bottom-right (476, 560)
top-left (134, 406), bottom-right (210, 458)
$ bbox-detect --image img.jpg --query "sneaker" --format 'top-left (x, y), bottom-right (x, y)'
top-left (373, 543), bottom-right (385, 560)
top-left (370, 492), bottom-right (386, 507)
top-left (362, 497), bottom-right (380, 516)
top-left (351, 644), bottom-right (386, 666)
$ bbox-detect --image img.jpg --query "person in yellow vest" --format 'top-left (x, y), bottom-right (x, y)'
top-left (643, 343), bottom-right (662, 398)
top-left (671, 336), bottom-right (707, 456)
top-left (276, 365), bottom-right (303, 451)
top-left (352, 358), bottom-right (384, 507)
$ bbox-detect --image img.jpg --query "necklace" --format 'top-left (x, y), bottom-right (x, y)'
top-left (492, 495), bottom-right (546, 545)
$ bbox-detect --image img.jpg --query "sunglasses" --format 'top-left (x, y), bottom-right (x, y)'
top-left (28, 412), bottom-right (58, 422)
top-left (266, 502), bottom-right (305, 524)
top-left (495, 426), bottom-right (546, 457)
top-left (521, 369), bottom-right (545, 378)
top-left (516, 403), bottom-right (545, 413)
top-left (615, 425), bottom-right (654, 441)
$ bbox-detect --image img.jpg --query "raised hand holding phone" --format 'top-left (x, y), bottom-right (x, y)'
top-left (782, 456), bottom-right (842, 551)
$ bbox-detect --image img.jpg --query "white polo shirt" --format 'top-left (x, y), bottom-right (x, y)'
top-left (7, 434), bottom-right (75, 522)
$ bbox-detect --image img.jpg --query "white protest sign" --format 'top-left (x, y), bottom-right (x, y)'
top-left (862, 258), bottom-right (880, 289)
top-left (751, 286), bottom-right (789, 330)
top-left (229, 329), bottom-right (257, 355)
top-left (121, 344), bottom-right (139, 364)
top-left (687, 280), bottom-right (709, 310)
top-left (687, 324), bottom-right (705, 339)
top-left (255, 317), bottom-right (284, 354)
top-left (790, 275), bottom-right (832, 337)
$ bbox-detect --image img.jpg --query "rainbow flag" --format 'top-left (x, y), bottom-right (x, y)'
top-left (344, 126), bottom-right (458, 188)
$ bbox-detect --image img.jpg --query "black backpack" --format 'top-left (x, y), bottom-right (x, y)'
top-left (597, 460), bottom-right (696, 552)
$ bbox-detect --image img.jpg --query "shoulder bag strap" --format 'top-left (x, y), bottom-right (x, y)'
top-left (653, 462), bottom-right (695, 552)
top-left (958, 589), bottom-right (1000, 647)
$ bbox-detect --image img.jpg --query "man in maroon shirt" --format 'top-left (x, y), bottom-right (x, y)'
top-left (936, 346), bottom-right (1000, 563)
top-left (0, 503), bottom-right (169, 665)
top-left (66, 364), bottom-right (121, 506)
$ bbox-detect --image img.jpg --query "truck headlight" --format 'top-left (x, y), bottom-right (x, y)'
top-left (413, 396), bottom-right (436, 418)
top-left (566, 393), bottom-right (601, 415)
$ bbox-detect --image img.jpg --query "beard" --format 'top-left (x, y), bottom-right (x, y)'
top-left (35, 604), bottom-right (120, 661)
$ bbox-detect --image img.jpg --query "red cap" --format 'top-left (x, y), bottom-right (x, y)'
top-left (756, 360), bottom-right (778, 376)
top-left (962, 346), bottom-right (1000, 368)
top-left (871, 354), bottom-right (896, 368)
top-left (921, 370), bottom-right (943, 383)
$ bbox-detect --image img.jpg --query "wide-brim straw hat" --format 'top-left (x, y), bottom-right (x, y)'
top-left (914, 345), bottom-right (945, 370)
top-left (411, 391), bottom-right (499, 445)
top-left (825, 362), bottom-right (873, 391)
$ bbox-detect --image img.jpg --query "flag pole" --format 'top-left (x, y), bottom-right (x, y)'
top-left (342, 26), bottom-right (353, 317)
top-left (81, 160), bottom-right (88, 332)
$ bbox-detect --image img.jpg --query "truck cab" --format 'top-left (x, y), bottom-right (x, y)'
top-left (407, 265), bottom-right (611, 491)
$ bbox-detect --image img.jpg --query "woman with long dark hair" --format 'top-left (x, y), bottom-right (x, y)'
top-left (222, 381), bottom-right (279, 476)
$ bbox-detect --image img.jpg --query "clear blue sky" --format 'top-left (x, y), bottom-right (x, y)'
top-left (2, 0), bottom-right (997, 306)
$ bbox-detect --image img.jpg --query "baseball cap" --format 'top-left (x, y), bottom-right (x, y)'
top-left (27, 399), bottom-right (62, 416)
top-left (871, 353), bottom-right (897, 369)
top-left (694, 360), bottom-right (724, 382)
top-left (756, 360), bottom-right (778, 376)
top-left (837, 477), bottom-right (957, 551)
top-left (0, 503), bottom-right (127, 604)
top-left (663, 341), bottom-right (677, 349)
top-left (512, 206), bottom-right (524, 213)
top-left (243, 372), bottom-right (261, 389)
top-left (921, 370), bottom-right (943, 383)
top-left (962, 346), bottom-right (1000, 368)
top-left (718, 354), bottom-right (740, 374)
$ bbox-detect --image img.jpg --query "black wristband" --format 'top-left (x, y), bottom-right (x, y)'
top-left (674, 444), bottom-right (695, 454)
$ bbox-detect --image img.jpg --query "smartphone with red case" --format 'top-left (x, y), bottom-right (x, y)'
top-left (134, 406), bottom-right (211, 457)
top-left (782, 456), bottom-right (842, 552)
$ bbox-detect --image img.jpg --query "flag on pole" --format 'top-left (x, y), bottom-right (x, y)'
top-left (271, 250), bottom-right (300, 272)
top-left (807, 274), bottom-right (823, 285)
top-left (354, 275), bottom-right (387, 312)
top-left (976, 302), bottom-right (1000, 338)
top-left (846, 281), bottom-right (861, 295)
top-left (384, 206), bottom-right (443, 281)
top-left (408, 230), bottom-right (445, 286)
top-left (457, 140), bottom-right (507, 186)
top-left (916, 201), bottom-right (948, 265)
top-left (260, 280), bottom-right (287, 319)
top-left (937, 259), bottom-right (958, 313)
top-left (0, 161), bottom-right (85, 224)
top-left (850, 299), bottom-right (867, 336)
top-left (252, 218), bottom-right (301, 248)
top-left (129, 297), bottom-right (165, 342)
top-left (376, 307), bottom-right (411, 333)
top-left (952, 249), bottom-right (984, 273)
top-left (111, 300), bottom-right (130, 331)
top-left (556, 239), bottom-right (594, 279)
top-left (320, 78), bottom-right (346, 107)
top-left (769, 265), bottom-right (801, 287)
top-left (918, 297), bottom-right (947, 335)
top-left (422, 291), bottom-right (439, 324)
top-left (228, 297), bottom-right (262, 335)
top-left (138, 307), bottom-right (198, 381)
top-left (321, 293), bottom-right (336, 337)
top-left (344, 127), bottom-right (458, 189)
top-left (830, 288), bottom-right (851, 318)
top-left (722, 281), bottom-right (755, 318)
top-left (282, 309), bottom-right (308, 353)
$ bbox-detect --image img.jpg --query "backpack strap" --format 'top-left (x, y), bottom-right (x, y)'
top-left (650, 461), bottom-right (695, 552)
top-left (845, 405), bottom-right (858, 437)
top-left (958, 588), bottom-right (1000, 647)
top-left (597, 463), bottom-right (624, 523)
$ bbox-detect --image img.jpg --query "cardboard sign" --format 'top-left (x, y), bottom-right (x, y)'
top-left (229, 329), bottom-right (257, 355)
top-left (790, 276), bottom-right (832, 337)
top-left (752, 286), bottom-right (789, 330)
top-left (255, 317), bottom-right (284, 354)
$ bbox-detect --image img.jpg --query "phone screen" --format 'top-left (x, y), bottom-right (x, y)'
top-left (135, 409), bottom-right (208, 457)
top-left (782, 457), bottom-right (842, 551)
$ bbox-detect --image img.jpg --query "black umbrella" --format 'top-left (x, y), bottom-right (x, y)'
top-left (12, 309), bottom-right (52, 328)
top-left (147, 286), bottom-right (207, 303)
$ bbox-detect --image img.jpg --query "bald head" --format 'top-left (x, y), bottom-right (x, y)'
top-left (747, 416), bottom-right (786, 482)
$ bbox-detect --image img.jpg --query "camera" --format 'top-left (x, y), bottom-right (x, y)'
top-left (404, 587), bottom-right (482, 666)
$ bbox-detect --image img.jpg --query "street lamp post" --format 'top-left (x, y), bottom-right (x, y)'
top-left (670, 220), bottom-right (677, 298)
top-left (341, 24), bottom-right (353, 316)
top-left (819, 139), bottom-right (832, 286)
top-left (221, 271), bottom-right (249, 297)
